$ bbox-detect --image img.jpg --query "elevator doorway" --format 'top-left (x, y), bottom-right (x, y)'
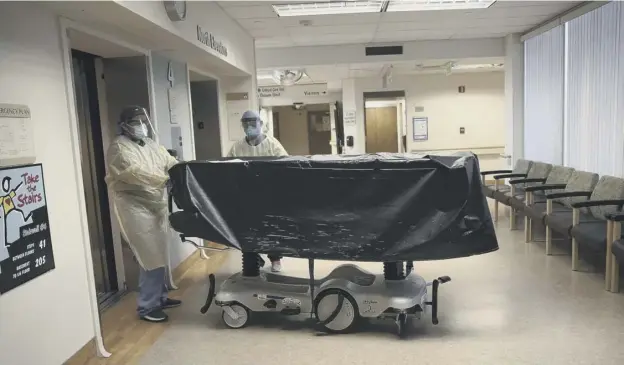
top-left (71, 50), bottom-right (118, 305)
top-left (68, 28), bottom-right (152, 309)
top-left (363, 91), bottom-right (406, 153)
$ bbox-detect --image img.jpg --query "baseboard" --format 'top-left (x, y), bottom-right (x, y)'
top-left (63, 337), bottom-right (96, 365)
top-left (172, 248), bottom-right (202, 280)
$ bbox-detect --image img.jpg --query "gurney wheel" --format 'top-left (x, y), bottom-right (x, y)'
top-left (397, 313), bottom-right (409, 339)
top-left (314, 289), bottom-right (359, 334)
top-left (222, 304), bottom-right (250, 329)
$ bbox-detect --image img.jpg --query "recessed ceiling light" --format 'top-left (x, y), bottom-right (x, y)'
top-left (386, 0), bottom-right (496, 12)
top-left (273, 1), bottom-right (384, 17)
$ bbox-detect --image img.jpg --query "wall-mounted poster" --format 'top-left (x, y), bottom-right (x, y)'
top-left (0, 164), bottom-right (54, 294)
top-left (412, 117), bottom-right (428, 141)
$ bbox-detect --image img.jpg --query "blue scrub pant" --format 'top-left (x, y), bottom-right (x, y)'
top-left (137, 266), bottom-right (168, 317)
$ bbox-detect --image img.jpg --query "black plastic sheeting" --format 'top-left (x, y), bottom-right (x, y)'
top-left (168, 153), bottom-right (498, 262)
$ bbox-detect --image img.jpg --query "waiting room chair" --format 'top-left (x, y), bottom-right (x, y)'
top-left (503, 161), bottom-right (552, 230)
top-left (480, 159), bottom-right (533, 222)
top-left (567, 176), bottom-right (624, 276)
top-left (522, 165), bottom-right (575, 243)
top-left (542, 171), bottom-right (600, 255)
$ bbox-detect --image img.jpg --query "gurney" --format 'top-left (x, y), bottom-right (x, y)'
top-left (168, 153), bottom-right (498, 337)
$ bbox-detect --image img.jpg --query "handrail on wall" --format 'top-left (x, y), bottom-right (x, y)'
top-left (410, 146), bottom-right (505, 156)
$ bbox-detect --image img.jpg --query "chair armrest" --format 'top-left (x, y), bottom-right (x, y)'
top-left (525, 184), bottom-right (567, 192)
top-left (606, 212), bottom-right (624, 222)
top-left (509, 178), bottom-right (547, 185)
top-left (493, 173), bottom-right (527, 180)
top-left (480, 170), bottom-right (512, 176)
top-left (571, 199), bottom-right (624, 209)
top-left (546, 191), bottom-right (592, 200)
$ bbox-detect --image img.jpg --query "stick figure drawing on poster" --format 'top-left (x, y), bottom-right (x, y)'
top-left (1, 177), bottom-right (33, 247)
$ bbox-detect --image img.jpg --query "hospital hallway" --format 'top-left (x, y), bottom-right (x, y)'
top-left (72, 206), bottom-right (624, 365)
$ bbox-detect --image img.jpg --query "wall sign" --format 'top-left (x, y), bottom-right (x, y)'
top-left (0, 103), bottom-right (36, 167)
top-left (0, 164), bottom-right (54, 294)
top-left (343, 110), bottom-right (356, 126)
top-left (197, 26), bottom-right (228, 57)
top-left (257, 84), bottom-right (328, 99)
top-left (412, 117), bottom-right (428, 141)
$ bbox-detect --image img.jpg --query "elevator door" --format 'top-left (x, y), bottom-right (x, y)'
top-left (72, 50), bottom-right (118, 304)
top-left (365, 106), bottom-right (399, 153)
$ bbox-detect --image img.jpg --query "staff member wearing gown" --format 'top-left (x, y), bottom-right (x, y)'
top-left (106, 106), bottom-right (182, 323)
top-left (227, 110), bottom-right (288, 272)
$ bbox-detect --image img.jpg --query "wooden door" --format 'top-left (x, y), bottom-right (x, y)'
top-left (365, 106), bottom-right (398, 153)
top-left (308, 110), bottom-right (332, 155)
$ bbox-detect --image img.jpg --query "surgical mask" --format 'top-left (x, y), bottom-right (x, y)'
top-left (128, 123), bottom-right (148, 139)
top-left (245, 125), bottom-right (262, 139)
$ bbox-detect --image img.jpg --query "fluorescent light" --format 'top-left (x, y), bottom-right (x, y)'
top-left (386, 0), bottom-right (496, 12)
top-left (273, 1), bottom-right (384, 17)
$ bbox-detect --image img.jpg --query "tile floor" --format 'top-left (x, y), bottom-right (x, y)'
top-left (138, 216), bottom-right (624, 365)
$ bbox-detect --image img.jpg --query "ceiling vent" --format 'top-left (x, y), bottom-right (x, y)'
top-left (272, 69), bottom-right (304, 86)
top-left (365, 45), bottom-right (403, 56)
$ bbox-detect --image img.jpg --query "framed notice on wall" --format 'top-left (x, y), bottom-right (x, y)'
top-left (412, 117), bottom-right (428, 141)
top-left (0, 164), bottom-right (55, 294)
top-left (0, 103), bottom-right (36, 167)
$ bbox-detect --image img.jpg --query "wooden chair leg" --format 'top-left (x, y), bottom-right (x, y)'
top-left (524, 191), bottom-right (532, 243)
top-left (494, 200), bottom-right (499, 222)
top-left (571, 208), bottom-right (580, 271)
top-left (605, 220), bottom-right (613, 290)
top-left (509, 207), bottom-right (516, 230)
top-left (610, 222), bottom-right (621, 293)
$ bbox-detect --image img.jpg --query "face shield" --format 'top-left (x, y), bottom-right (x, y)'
top-left (241, 117), bottom-right (262, 139)
top-left (119, 106), bottom-right (157, 142)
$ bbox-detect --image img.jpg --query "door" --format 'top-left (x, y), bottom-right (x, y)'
top-left (334, 101), bottom-right (345, 154)
top-left (365, 106), bottom-right (399, 153)
top-left (308, 110), bottom-right (332, 155)
top-left (72, 50), bottom-right (118, 304)
top-left (273, 111), bottom-right (280, 140)
top-left (190, 80), bottom-right (221, 159)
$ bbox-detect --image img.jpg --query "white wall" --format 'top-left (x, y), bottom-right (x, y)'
top-left (342, 72), bottom-right (505, 156)
top-left (0, 3), bottom-right (95, 365)
top-left (148, 52), bottom-right (197, 269)
top-left (115, 0), bottom-right (255, 75)
top-left (221, 76), bottom-right (258, 155)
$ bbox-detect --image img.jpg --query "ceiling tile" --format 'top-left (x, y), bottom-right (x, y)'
top-left (255, 37), bottom-right (295, 49)
top-left (221, 5), bottom-right (278, 19)
top-left (288, 24), bottom-right (377, 37)
top-left (218, 1), bottom-right (261, 8)
top-left (373, 30), bottom-right (455, 42)
top-left (468, 3), bottom-right (578, 18)
top-left (377, 15), bottom-right (550, 32)
top-left (277, 12), bottom-right (383, 27)
top-left (248, 28), bottom-right (290, 37)
top-left (291, 35), bottom-right (374, 47)
top-left (235, 18), bottom-right (286, 30)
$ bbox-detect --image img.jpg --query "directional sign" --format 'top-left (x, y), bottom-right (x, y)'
top-left (257, 84), bottom-right (328, 99)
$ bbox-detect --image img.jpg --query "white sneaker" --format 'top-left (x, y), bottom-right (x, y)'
top-left (271, 261), bottom-right (282, 272)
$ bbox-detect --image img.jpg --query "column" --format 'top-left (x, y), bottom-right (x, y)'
top-left (505, 33), bottom-right (525, 168)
